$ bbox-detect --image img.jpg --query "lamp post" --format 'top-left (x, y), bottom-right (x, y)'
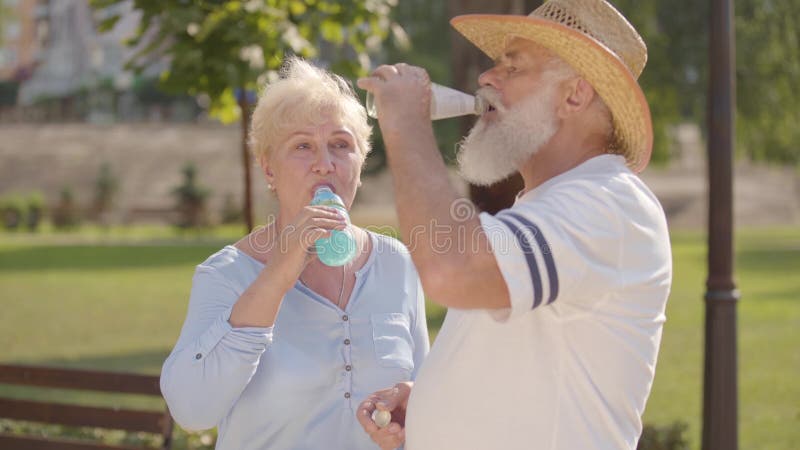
top-left (702, 0), bottom-right (739, 447)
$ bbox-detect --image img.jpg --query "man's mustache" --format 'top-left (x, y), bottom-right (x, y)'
top-left (475, 87), bottom-right (506, 114)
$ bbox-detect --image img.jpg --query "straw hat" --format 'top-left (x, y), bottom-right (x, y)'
top-left (451, 0), bottom-right (652, 172)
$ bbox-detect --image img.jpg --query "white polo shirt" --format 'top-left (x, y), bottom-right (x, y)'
top-left (405, 155), bottom-right (672, 450)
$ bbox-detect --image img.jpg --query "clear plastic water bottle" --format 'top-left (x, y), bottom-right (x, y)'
top-left (310, 187), bottom-right (357, 266)
top-left (366, 82), bottom-right (487, 121)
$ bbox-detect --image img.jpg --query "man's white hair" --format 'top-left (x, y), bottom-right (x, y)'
top-left (457, 58), bottom-right (577, 186)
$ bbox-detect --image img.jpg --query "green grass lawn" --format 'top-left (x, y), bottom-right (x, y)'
top-left (642, 228), bottom-right (800, 449)
top-left (1, 226), bottom-right (798, 449)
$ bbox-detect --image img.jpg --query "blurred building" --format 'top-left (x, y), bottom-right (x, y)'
top-left (0, 0), bottom-right (44, 82)
top-left (16, 0), bottom-right (96, 105)
top-left (0, 0), bottom-right (192, 121)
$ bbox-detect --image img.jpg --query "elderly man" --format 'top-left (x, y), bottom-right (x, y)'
top-left (356, 0), bottom-right (671, 449)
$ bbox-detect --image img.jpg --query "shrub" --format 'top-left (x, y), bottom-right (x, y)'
top-left (638, 421), bottom-right (690, 450)
top-left (92, 162), bottom-right (118, 224)
top-left (51, 187), bottom-right (81, 230)
top-left (0, 80), bottom-right (19, 106)
top-left (26, 191), bottom-right (44, 231)
top-left (0, 420), bottom-right (216, 450)
top-left (0, 194), bottom-right (26, 230)
top-left (172, 163), bottom-right (210, 228)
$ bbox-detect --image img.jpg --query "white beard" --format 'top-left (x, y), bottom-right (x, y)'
top-left (457, 84), bottom-right (559, 186)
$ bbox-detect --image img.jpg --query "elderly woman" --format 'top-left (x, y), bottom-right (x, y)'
top-left (160, 57), bottom-right (429, 450)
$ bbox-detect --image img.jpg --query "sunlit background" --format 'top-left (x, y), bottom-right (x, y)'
top-left (0, 0), bottom-right (798, 449)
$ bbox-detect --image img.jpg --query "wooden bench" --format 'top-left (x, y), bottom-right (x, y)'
top-left (0, 364), bottom-right (173, 450)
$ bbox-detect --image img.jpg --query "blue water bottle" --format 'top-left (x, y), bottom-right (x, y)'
top-left (310, 187), bottom-right (357, 266)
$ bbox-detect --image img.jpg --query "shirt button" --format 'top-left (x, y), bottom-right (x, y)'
top-left (195, 353), bottom-right (202, 360)
top-left (345, 365), bottom-right (352, 371)
top-left (344, 339), bottom-right (351, 345)
top-left (342, 315), bottom-right (349, 321)
top-left (344, 392), bottom-right (351, 399)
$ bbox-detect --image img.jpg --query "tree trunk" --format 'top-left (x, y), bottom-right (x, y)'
top-left (448, 0), bottom-right (542, 214)
top-left (238, 93), bottom-right (254, 232)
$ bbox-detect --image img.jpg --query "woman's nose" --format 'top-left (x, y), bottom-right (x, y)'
top-left (312, 148), bottom-right (335, 174)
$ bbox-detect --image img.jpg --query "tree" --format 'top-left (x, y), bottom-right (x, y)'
top-left (613, 0), bottom-right (800, 166)
top-left (91, 0), bottom-right (403, 230)
top-left (362, 0), bottom-right (457, 175)
top-left (734, 0), bottom-right (800, 164)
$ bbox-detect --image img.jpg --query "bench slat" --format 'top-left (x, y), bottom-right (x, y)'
top-left (0, 364), bottom-right (161, 395)
top-left (0, 434), bottom-right (147, 450)
top-left (0, 398), bottom-right (167, 434)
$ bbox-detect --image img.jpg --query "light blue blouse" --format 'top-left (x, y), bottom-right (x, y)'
top-left (160, 232), bottom-right (429, 450)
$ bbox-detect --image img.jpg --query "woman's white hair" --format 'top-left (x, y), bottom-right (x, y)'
top-left (249, 56), bottom-right (372, 162)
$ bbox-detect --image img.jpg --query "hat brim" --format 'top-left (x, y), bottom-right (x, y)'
top-left (451, 14), bottom-right (653, 173)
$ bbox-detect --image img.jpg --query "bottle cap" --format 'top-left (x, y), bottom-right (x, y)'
top-left (311, 187), bottom-right (345, 210)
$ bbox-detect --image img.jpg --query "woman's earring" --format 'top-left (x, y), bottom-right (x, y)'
top-left (267, 183), bottom-right (275, 192)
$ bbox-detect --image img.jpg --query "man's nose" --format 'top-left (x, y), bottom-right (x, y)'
top-left (478, 65), bottom-right (502, 89)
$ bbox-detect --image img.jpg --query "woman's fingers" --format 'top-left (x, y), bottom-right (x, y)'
top-left (309, 217), bottom-right (348, 230)
top-left (301, 205), bottom-right (346, 221)
top-left (357, 388), bottom-right (408, 450)
top-left (357, 400), bottom-right (379, 434)
top-left (304, 218), bottom-right (348, 242)
top-left (287, 206), bottom-right (348, 244)
top-left (372, 424), bottom-right (405, 450)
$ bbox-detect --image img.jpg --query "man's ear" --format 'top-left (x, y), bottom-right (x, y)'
top-left (557, 78), bottom-right (596, 119)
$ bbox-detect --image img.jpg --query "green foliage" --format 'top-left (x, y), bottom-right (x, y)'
top-left (735, 0), bottom-right (800, 164)
top-left (0, 418), bottom-right (216, 449)
top-left (51, 187), bottom-right (81, 230)
top-left (0, 420), bottom-right (163, 448)
top-left (172, 162), bottom-right (211, 228)
top-left (0, 194), bottom-right (26, 231)
top-left (611, 0), bottom-right (707, 164)
top-left (25, 192), bottom-right (44, 232)
top-left (93, 163), bottom-right (118, 218)
top-left (638, 422), bottom-right (690, 450)
top-left (90, 0), bottom-right (402, 124)
top-left (612, 0), bottom-right (799, 166)
top-left (0, 80), bottom-right (19, 106)
top-left (0, 192), bottom-right (45, 232)
top-left (131, 76), bottom-right (194, 106)
top-left (361, 0), bottom-right (461, 172)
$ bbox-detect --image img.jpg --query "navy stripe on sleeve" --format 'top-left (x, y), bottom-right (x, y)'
top-left (497, 215), bottom-right (544, 309)
top-left (504, 212), bottom-right (559, 304)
